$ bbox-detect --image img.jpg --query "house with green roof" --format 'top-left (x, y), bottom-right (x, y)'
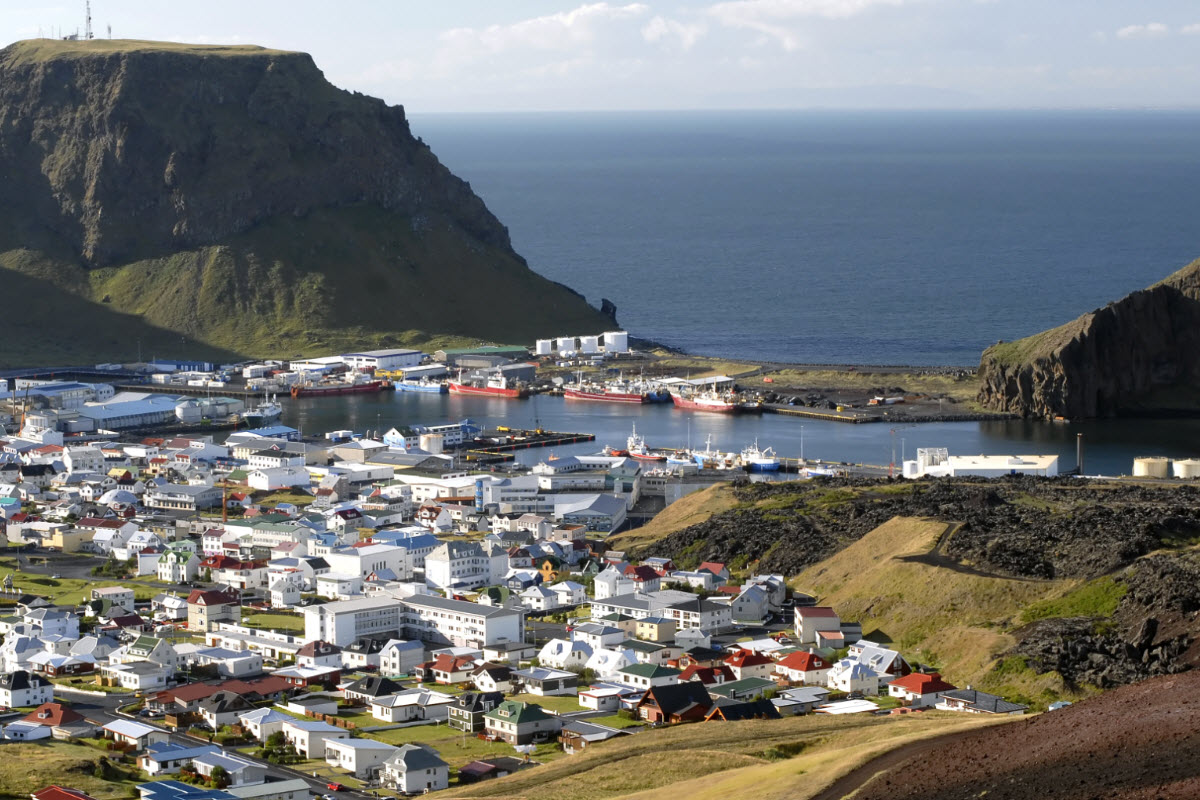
top-left (483, 700), bottom-right (562, 745)
top-left (617, 662), bottom-right (680, 691)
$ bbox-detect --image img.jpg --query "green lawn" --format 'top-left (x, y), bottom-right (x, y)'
top-left (507, 693), bottom-right (582, 714)
top-left (0, 557), bottom-right (157, 607)
top-left (0, 740), bottom-right (144, 798)
top-left (587, 715), bottom-right (644, 730)
top-left (241, 612), bottom-right (305, 633)
top-left (256, 491), bottom-right (314, 508)
top-left (359, 721), bottom-right (562, 770)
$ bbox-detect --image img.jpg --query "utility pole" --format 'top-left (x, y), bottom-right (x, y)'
top-left (85, 1), bottom-right (92, 40)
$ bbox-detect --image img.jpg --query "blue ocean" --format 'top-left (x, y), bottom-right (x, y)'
top-left (410, 110), bottom-right (1200, 366)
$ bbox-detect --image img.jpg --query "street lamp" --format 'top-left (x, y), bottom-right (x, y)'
top-left (800, 425), bottom-right (805, 465)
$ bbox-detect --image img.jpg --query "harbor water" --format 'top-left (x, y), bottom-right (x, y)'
top-left (280, 392), bottom-right (1200, 477)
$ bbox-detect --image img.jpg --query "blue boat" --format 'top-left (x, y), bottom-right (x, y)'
top-left (394, 379), bottom-right (448, 394)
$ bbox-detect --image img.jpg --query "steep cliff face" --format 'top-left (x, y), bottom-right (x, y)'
top-left (978, 260), bottom-right (1200, 419)
top-left (0, 39), bottom-right (609, 363)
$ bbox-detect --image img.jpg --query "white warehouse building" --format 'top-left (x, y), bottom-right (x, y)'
top-left (341, 349), bottom-right (425, 372)
top-left (903, 449), bottom-right (1059, 479)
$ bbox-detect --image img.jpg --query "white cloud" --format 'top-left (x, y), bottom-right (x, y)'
top-left (707, 0), bottom-right (909, 50)
top-left (1181, 24), bottom-right (1200, 36)
top-left (1115, 23), bottom-right (1169, 40)
top-left (439, 3), bottom-right (650, 58)
top-left (641, 16), bottom-right (707, 50)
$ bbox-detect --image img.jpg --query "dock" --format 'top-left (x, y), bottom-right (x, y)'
top-left (467, 430), bottom-right (596, 454)
top-left (764, 403), bottom-right (880, 424)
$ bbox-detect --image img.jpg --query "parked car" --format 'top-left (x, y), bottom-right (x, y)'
top-left (326, 784), bottom-right (347, 792)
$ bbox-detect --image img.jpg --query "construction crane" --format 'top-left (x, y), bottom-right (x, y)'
top-left (888, 423), bottom-right (918, 478)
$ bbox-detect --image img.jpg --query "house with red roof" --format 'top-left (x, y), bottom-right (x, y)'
top-left (723, 649), bottom-right (777, 681)
top-left (23, 702), bottom-right (87, 729)
top-left (697, 562), bottom-right (730, 580)
top-left (774, 651), bottom-right (832, 685)
top-left (887, 672), bottom-right (957, 708)
top-left (187, 587), bottom-right (241, 632)
top-left (679, 664), bottom-right (735, 686)
top-left (623, 564), bottom-right (661, 593)
top-left (430, 653), bottom-right (478, 685)
top-left (32, 787), bottom-right (98, 800)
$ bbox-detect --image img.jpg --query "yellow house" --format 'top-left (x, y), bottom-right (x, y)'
top-left (636, 617), bottom-right (677, 643)
top-left (47, 525), bottom-right (94, 554)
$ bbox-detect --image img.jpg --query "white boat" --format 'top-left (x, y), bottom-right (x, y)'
top-left (241, 394), bottom-right (282, 427)
top-left (741, 440), bottom-right (780, 472)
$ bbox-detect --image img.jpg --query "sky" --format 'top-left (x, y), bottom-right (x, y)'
top-left (4, 1), bottom-right (1200, 112)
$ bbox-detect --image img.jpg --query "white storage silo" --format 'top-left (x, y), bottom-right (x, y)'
top-left (1172, 458), bottom-right (1200, 479)
top-left (419, 433), bottom-right (445, 455)
top-left (603, 330), bottom-right (629, 353)
top-left (579, 335), bottom-right (600, 354)
top-left (535, 339), bottom-right (553, 356)
top-left (1132, 456), bottom-right (1170, 478)
top-left (556, 337), bottom-right (577, 354)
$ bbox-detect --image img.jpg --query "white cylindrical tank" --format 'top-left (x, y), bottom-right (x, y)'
top-left (1172, 458), bottom-right (1200, 478)
top-left (579, 335), bottom-right (600, 354)
top-left (419, 433), bottom-right (444, 455)
top-left (1133, 457), bottom-right (1170, 478)
top-left (556, 337), bottom-right (576, 353)
top-left (535, 339), bottom-right (553, 356)
top-left (604, 330), bottom-right (629, 352)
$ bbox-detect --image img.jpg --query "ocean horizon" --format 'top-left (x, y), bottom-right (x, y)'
top-left (410, 109), bottom-right (1200, 366)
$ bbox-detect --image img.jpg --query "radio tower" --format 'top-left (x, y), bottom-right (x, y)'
top-left (85, 1), bottom-right (93, 40)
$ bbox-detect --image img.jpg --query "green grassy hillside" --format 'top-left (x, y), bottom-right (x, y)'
top-left (0, 205), bottom-right (606, 364)
top-left (444, 711), bottom-right (1005, 800)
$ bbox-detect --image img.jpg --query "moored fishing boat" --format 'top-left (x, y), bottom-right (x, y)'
top-left (240, 393), bottom-right (282, 426)
top-left (395, 378), bottom-right (448, 394)
top-left (626, 424), bottom-right (667, 462)
top-left (290, 379), bottom-right (383, 398)
top-left (741, 440), bottom-right (780, 472)
top-left (448, 370), bottom-right (530, 399)
top-left (671, 389), bottom-right (738, 413)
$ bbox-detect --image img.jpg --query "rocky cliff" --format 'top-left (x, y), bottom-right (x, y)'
top-left (977, 259), bottom-right (1200, 419)
top-left (0, 39), bottom-right (610, 363)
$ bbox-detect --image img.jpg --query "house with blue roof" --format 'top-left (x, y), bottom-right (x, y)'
top-left (137, 780), bottom-right (233, 800)
top-left (281, 717), bottom-right (349, 758)
top-left (139, 742), bottom-right (223, 776)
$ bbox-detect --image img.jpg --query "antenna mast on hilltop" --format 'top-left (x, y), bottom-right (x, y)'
top-left (85, 1), bottom-right (93, 40)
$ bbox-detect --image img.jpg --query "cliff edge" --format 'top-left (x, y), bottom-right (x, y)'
top-left (977, 259), bottom-right (1200, 419)
top-left (0, 39), bottom-right (610, 364)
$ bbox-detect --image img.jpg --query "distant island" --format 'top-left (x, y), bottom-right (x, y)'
top-left (978, 258), bottom-right (1200, 419)
top-left (0, 39), bottom-right (612, 366)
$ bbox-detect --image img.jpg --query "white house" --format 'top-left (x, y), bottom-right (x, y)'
top-left (247, 468), bottom-right (311, 492)
top-left (593, 565), bottom-right (634, 600)
top-left (192, 751), bottom-right (268, 787)
top-left (585, 647), bottom-right (636, 680)
top-left (519, 585), bottom-right (560, 612)
top-left (827, 659), bottom-right (882, 696)
top-left (380, 744), bottom-right (449, 794)
top-left (537, 638), bottom-right (592, 670)
top-left (238, 708), bottom-right (292, 742)
top-left (379, 639), bottom-right (424, 676)
top-left (158, 546), bottom-right (200, 583)
top-left (0, 670), bottom-right (53, 708)
top-left (369, 689), bottom-right (455, 723)
top-left (281, 718), bottom-right (349, 758)
top-left (323, 737), bottom-right (398, 780)
top-left (887, 672), bottom-right (958, 708)
top-left (549, 581), bottom-right (587, 606)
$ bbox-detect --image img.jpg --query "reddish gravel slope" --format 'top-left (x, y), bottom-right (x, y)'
top-left (838, 672), bottom-right (1200, 800)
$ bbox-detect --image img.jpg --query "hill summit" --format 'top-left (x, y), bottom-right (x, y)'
top-left (0, 38), bottom-right (611, 364)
